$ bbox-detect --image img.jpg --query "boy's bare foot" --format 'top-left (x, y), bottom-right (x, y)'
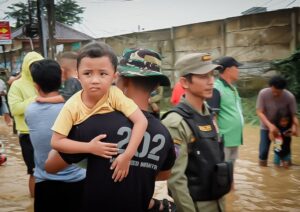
top-left (282, 161), bottom-right (290, 169)
top-left (0, 154), bottom-right (7, 165)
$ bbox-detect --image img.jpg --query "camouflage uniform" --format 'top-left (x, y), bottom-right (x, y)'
top-left (162, 98), bottom-right (225, 212)
top-left (162, 52), bottom-right (226, 212)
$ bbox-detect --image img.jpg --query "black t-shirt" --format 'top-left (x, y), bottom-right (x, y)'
top-left (60, 111), bottom-right (176, 212)
top-left (276, 127), bottom-right (292, 158)
top-left (206, 88), bottom-right (221, 114)
top-left (59, 77), bottom-right (82, 101)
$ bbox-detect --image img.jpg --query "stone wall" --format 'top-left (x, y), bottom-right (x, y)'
top-left (101, 7), bottom-right (299, 89)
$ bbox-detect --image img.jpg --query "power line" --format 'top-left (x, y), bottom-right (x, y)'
top-left (267, 0), bottom-right (289, 8)
top-left (285, 0), bottom-right (298, 7)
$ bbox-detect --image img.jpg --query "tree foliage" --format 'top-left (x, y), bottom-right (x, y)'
top-left (6, 2), bottom-right (30, 28)
top-left (271, 49), bottom-right (300, 101)
top-left (55, 0), bottom-right (85, 25)
top-left (5, 0), bottom-right (85, 28)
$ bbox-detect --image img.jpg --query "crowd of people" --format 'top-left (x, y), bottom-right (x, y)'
top-left (0, 40), bottom-right (298, 212)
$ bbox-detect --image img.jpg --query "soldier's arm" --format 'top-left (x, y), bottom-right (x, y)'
top-left (162, 113), bottom-right (196, 212)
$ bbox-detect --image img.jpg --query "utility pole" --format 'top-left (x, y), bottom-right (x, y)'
top-left (36, 0), bottom-right (47, 57)
top-left (46, 0), bottom-right (55, 59)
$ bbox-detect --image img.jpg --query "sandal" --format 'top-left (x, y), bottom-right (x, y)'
top-left (148, 198), bottom-right (176, 212)
top-left (0, 153), bottom-right (7, 165)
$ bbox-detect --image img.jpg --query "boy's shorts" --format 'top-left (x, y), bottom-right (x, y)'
top-left (274, 152), bottom-right (291, 165)
top-left (18, 134), bottom-right (35, 175)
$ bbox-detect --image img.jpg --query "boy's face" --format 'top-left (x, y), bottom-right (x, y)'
top-left (78, 56), bottom-right (116, 100)
top-left (279, 117), bottom-right (289, 128)
top-left (59, 58), bottom-right (77, 81)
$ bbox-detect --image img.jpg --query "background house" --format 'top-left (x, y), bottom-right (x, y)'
top-left (0, 20), bottom-right (93, 75)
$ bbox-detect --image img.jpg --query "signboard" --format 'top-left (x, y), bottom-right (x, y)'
top-left (0, 20), bottom-right (12, 45)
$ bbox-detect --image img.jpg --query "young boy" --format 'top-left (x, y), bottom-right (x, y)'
top-left (58, 51), bottom-right (82, 100)
top-left (36, 51), bottom-right (82, 103)
top-left (25, 59), bottom-right (86, 212)
top-left (273, 109), bottom-right (293, 168)
top-left (51, 42), bottom-right (148, 182)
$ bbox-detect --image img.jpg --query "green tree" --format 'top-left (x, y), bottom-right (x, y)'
top-left (5, 0), bottom-right (85, 28)
top-left (271, 49), bottom-right (300, 101)
top-left (54, 0), bottom-right (85, 25)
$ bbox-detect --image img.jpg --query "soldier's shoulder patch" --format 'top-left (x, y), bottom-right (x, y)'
top-left (198, 125), bottom-right (212, 131)
top-left (190, 136), bottom-right (196, 143)
top-left (173, 139), bottom-right (182, 145)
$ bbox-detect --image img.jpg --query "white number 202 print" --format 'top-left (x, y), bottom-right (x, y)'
top-left (117, 127), bottom-right (165, 161)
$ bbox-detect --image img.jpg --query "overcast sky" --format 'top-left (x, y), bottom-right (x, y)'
top-left (0, 0), bottom-right (299, 38)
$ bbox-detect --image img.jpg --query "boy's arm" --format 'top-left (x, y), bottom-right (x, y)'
top-left (110, 108), bottom-right (148, 182)
top-left (122, 108), bottom-right (148, 158)
top-left (36, 95), bottom-right (65, 103)
top-left (51, 132), bottom-right (118, 157)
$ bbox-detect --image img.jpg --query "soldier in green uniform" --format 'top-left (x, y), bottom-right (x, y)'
top-left (148, 86), bottom-right (164, 119)
top-left (162, 53), bottom-right (233, 212)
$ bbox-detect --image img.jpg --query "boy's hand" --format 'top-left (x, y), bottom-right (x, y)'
top-left (36, 96), bottom-right (44, 102)
top-left (89, 134), bottom-right (118, 158)
top-left (283, 129), bottom-right (292, 137)
top-left (110, 153), bottom-right (131, 182)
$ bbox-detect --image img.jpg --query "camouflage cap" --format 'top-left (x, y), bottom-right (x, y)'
top-left (118, 48), bottom-right (170, 86)
top-left (175, 53), bottom-right (221, 76)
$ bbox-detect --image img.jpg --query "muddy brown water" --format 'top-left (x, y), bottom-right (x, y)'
top-left (0, 120), bottom-right (299, 212)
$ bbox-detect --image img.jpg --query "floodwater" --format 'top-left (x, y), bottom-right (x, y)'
top-left (0, 120), bottom-right (299, 212)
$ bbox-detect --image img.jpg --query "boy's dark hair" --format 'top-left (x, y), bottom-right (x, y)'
top-left (30, 59), bottom-right (62, 93)
top-left (274, 108), bottom-right (292, 128)
top-left (57, 51), bottom-right (78, 61)
top-left (77, 42), bottom-right (118, 72)
top-left (269, 75), bottom-right (287, 89)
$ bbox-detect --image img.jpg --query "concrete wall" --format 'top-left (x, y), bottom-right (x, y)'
top-left (101, 7), bottom-right (299, 86)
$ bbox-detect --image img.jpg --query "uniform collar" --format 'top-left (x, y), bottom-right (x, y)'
top-left (219, 77), bottom-right (230, 87)
top-left (180, 97), bottom-right (210, 116)
top-left (218, 77), bottom-right (236, 91)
